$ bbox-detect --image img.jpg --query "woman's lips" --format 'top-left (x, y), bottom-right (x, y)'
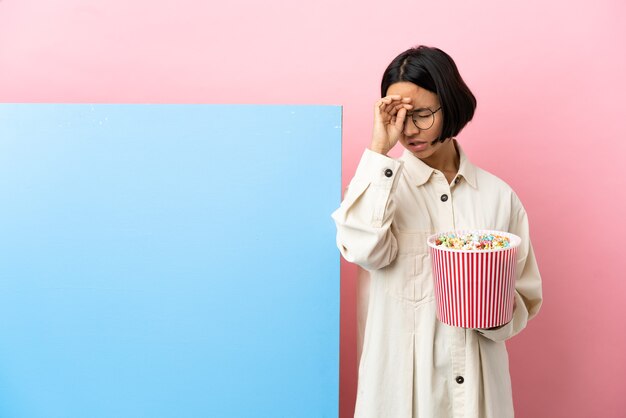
top-left (408, 141), bottom-right (428, 152)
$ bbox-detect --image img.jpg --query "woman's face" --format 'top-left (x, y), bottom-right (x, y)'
top-left (386, 81), bottom-right (448, 159)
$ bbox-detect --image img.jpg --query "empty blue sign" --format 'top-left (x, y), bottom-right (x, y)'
top-left (0, 104), bottom-right (341, 418)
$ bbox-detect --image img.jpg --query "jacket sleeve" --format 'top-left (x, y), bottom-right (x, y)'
top-left (330, 149), bottom-right (403, 271)
top-left (477, 193), bottom-right (543, 342)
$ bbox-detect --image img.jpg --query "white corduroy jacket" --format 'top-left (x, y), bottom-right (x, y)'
top-left (332, 142), bottom-right (543, 418)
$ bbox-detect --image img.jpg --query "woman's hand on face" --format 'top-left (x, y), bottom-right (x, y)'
top-left (370, 95), bottom-right (413, 155)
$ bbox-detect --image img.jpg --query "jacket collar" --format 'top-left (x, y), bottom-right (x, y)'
top-left (399, 139), bottom-right (478, 188)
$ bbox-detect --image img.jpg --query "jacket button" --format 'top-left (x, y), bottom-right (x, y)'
top-left (384, 169), bottom-right (393, 178)
top-left (454, 177), bottom-right (460, 184)
top-left (456, 376), bottom-right (464, 384)
top-left (440, 194), bottom-right (448, 202)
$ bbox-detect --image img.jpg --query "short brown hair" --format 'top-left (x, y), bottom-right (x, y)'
top-left (381, 46), bottom-right (477, 142)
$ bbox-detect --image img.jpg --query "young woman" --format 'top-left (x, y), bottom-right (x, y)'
top-left (332, 46), bottom-right (543, 418)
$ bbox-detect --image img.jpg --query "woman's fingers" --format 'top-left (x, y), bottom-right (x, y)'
top-left (381, 95), bottom-right (402, 102)
top-left (371, 96), bottom-right (413, 154)
top-left (378, 99), bottom-right (398, 115)
top-left (377, 95), bottom-right (411, 105)
top-left (379, 102), bottom-right (411, 119)
top-left (394, 107), bottom-right (408, 131)
top-left (376, 95), bottom-right (408, 110)
top-left (388, 103), bottom-right (412, 117)
top-left (376, 97), bottom-right (394, 110)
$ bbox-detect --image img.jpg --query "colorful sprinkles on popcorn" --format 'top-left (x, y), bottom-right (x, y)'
top-left (434, 232), bottom-right (511, 250)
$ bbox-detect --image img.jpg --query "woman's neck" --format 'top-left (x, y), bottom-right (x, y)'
top-left (421, 138), bottom-right (460, 174)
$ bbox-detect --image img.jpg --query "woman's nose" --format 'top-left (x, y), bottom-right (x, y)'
top-left (403, 116), bottom-right (420, 136)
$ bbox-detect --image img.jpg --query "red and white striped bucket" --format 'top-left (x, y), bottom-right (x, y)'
top-left (427, 230), bottom-right (521, 329)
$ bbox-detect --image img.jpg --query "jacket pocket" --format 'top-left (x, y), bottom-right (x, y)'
top-left (384, 231), bottom-right (433, 303)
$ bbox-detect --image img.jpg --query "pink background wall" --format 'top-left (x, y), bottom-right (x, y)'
top-left (2, 1), bottom-right (625, 417)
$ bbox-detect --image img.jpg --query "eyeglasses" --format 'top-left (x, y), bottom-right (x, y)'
top-left (408, 107), bottom-right (442, 130)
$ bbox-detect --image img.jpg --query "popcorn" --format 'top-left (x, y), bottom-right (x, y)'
top-left (434, 232), bottom-right (510, 251)
top-left (428, 229), bottom-right (521, 328)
